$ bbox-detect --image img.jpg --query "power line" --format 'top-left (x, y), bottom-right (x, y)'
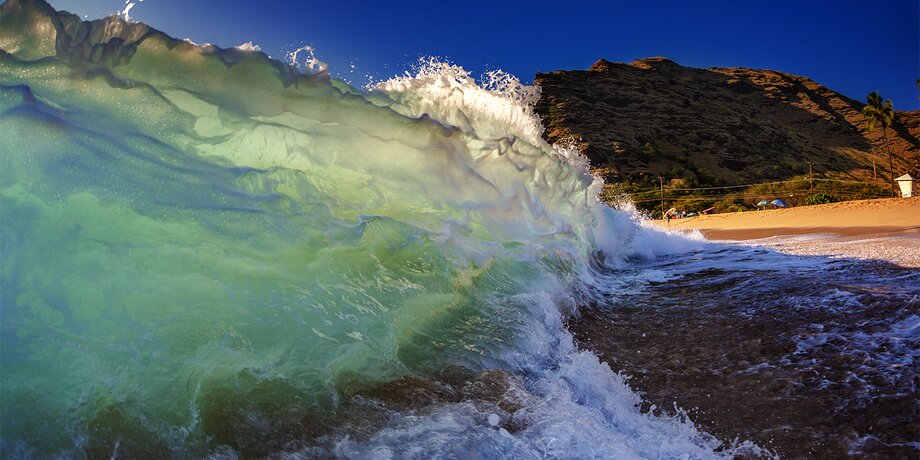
top-left (629, 190), bottom-right (889, 204)
top-left (617, 178), bottom-right (882, 197)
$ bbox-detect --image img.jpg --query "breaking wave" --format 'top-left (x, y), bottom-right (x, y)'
top-left (0, 1), bottom-right (746, 457)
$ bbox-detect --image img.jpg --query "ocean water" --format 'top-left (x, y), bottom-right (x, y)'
top-left (0, 1), bottom-right (916, 458)
top-left (569, 241), bottom-right (919, 457)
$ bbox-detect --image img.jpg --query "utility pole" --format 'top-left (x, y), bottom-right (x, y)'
top-left (806, 161), bottom-right (814, 194)
top-left (659, 176), bottom-right (665, 221)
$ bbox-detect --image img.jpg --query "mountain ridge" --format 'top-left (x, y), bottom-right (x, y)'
top-left (534, 57), bottom-right (920, 191)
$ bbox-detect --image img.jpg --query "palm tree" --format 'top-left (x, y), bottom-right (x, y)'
top-left (861, 91), bottom-right (896, 197)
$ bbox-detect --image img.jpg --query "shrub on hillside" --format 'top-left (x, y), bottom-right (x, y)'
top-left (680, 198), bottom-right (715, 213)
top-left (804, 192), bottom-right (836, 206)
top-left (714, 196), bottom-right (748, 213)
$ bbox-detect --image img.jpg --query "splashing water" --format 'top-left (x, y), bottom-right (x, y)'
top-left (288, 45), bottom-right (329, 76)
top-left (0, 0), bottom-right (742, 457)
top-left (119, 0), bottom-right (144, 21)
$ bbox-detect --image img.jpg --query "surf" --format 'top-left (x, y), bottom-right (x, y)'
top-left (0, 0), bottom-right (749, 457)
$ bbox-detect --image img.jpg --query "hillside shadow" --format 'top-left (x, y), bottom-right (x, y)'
top-left (535, 61), bottom-right (887, 181)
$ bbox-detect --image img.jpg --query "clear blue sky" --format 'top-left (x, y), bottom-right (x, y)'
top-left (48, 0), bottom-right (920, 110)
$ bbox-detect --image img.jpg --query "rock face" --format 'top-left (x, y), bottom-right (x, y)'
top-left (534, 57), bottom-right (920, 186)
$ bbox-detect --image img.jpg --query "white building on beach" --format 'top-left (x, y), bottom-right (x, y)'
top-left (895, 174), bottom-right (914, 198)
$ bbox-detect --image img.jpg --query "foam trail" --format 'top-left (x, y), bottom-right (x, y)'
top-left (1, 0), bottom-right (738, 456)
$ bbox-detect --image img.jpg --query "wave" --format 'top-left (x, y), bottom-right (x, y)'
top-left (0, 0), bottom-right (745, 457)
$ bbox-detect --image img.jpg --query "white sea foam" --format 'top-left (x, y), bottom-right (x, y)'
top-left (119, 0), bottom-right (144, 21)
top-left (745, 233), bottom-right (920, 268)
top-left (288, 45), bottom-right (329, 75)
top-left (234, 41), bottom-right (261, 52)
top-left (353, 65), bottom-right (739, 456)
top-left (0, 3), bottom-right (753, 455)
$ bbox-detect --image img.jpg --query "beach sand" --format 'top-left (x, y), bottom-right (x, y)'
top-left (649, 197), bottom-right (920, 267)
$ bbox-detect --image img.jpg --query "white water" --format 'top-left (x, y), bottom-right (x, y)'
top-left (0, 1), bottom-right (754, 457)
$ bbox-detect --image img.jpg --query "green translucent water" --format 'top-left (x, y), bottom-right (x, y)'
top-left (0, 0), bottom-right (609, 453)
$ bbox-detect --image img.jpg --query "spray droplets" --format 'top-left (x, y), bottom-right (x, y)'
top-left (120, 0), bottom-right (144, 22)
top-left (287, 45), bottom-right (329, 76)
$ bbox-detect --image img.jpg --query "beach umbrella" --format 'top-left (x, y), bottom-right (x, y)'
top-left (771, 199), bottom-right (789, 208)
top-left (756, 200), bottom-right (770, 206)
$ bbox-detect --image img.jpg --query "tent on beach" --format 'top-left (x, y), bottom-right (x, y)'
top-left (757, 199), bottom-right (788, 209)
top-left (770, 199), bottom-right (789, 208)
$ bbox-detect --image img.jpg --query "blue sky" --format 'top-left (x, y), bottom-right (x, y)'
top-left (49, 0), bottom-right (919, 109)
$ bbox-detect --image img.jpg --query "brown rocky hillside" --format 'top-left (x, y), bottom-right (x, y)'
top-left (534, 57), bottom-right (920, 188)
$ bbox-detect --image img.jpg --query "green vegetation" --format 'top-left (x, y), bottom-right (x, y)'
top-left (600, 173), bottom-right (889, 218)
top-left (861, 91), bottom-right (896, 197)
top-left (804, 192), bottom-right (835, 206)
top-left (713, 195), bottom-right (747, 213)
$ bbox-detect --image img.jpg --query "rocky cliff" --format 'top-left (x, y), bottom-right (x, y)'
top-left (534, 57), bottom-right (920, 187)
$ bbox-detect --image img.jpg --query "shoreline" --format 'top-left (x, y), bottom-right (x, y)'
top-left (646, 197), bottom-right (920, 267)
top-left (698, 226), bottom-right (917, 240)
top-left (568, 245), bottom-right (919, 458)
top-left (649, 197), bottom-right (919, 237)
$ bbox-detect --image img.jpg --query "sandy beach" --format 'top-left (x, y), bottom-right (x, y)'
top-left (650, 197), bottom-right (920, 267)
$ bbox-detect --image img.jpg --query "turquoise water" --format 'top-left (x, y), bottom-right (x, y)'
top-left (1, 1), bottom-right (731, 457)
